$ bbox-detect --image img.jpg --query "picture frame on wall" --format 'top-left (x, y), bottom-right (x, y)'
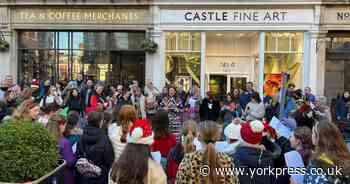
top-left (175, 76), bottom-right (192, 92)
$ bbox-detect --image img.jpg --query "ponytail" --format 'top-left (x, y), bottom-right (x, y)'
top-left (203, 142), bottom-right (220, 184)
top-left (120, 120), bottom-right (130, 143)
top-left (183, 131), bottom-right (195, 154)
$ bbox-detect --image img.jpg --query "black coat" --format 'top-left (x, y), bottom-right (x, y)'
top-left (199, 98), bottom-right (221, 121)
top-left (66, 96), bottom-right (84, 113)
top-left (75, 126), bottom-right (114, 184)
top-left (233, 146), bottom-right (275, 184)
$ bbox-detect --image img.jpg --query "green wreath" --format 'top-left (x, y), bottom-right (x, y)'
top-left (141, 39), bottom-right (158, 54)
top-left (0, 39), bottom-right (9, 52)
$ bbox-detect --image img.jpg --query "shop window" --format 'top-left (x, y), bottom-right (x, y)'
top-left (264, 32), bottom-right (304, 97)
top-left (165, 32), bottom-right (201, 91)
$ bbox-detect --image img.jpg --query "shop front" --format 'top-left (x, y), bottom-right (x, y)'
top-left (7, 6), bottom-right (152, 86)
top-left (159, 7), bottom-right (313, 98)
top-left (323, 6), bottom-right (350, 100)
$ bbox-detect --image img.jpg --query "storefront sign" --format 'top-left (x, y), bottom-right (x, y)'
top-left (12, 8), bottom-right (151, 25)
top-left (206, 56), bottom-right (253, 74)
top-left (324, 8), bottom-right (350, 24)
top-left (161, 9), bottom-right (313, 24)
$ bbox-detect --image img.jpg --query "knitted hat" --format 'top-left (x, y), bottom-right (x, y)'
top-left (240, 120), bottom-right (264, 145)
top-left (224, 123), bottom-right (242, 140)
top-left (127, 119), bottom-right (154, 145)
top-left (31, 79), bottom-right (39, 89)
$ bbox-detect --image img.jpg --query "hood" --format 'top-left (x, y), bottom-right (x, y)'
top-left (82, 126), bottom-right (104, 146)
top-left (235, 146), bottom-right (273, 168)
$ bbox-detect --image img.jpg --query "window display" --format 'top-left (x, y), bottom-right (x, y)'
top-left (264, 32), bottom-right (303, 97)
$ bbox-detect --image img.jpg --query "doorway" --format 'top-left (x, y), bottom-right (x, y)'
top-left (208, 74), bottom-right (248, 100)
top-left (110, 51), bottom-right (145, 87)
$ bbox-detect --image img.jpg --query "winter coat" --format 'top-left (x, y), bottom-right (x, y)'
top-left (108, 158), bottom-right (167, 184)
top-left (108, 123), bottom-right (127, 162)
top-left (239, 91), bottom-right (254, 110)
top-left (199, 98), bottom-right (221, 121)
top-left (66, 96), bottom-right (84, 113)
top-left (59, 137), bottom-right (76, 184)
top-left (76, 126), bottom-right (114, 184)
top-left (233, 146), bottom-right (275, 184)
top-left (151, 134), bottom-right (177, 158)
top-left (167, 146), bottom-right (184, 184)
top-left (336, 98), bottom-right (350, 120)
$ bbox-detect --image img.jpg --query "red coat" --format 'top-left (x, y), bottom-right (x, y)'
top-left (151, 134), bottom-right (177, 158)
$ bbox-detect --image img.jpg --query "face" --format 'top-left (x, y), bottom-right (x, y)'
top-left (50, 87), bottom-right (57, 95)
top-left (289, 133), bottom-right (301, 149)
top-left (77, 74), bottom-right (83, 81)
top-left (344, 91), bottom-right (350, 99)
top-left (72, 90), bottom-right (78, 97)
top-left (233, 89), bottom-right (239, 96)
top-left (169, 88), bottom-right (176, 97)
top-left (96, 86), bottom-right (103, 95)
top-left (44, 80), bottom-right (50, 86)
top-left (5, 75), bottom-right (13, 86)
top-left (135, 88), bottom-right (141, 96)
top-left (30, 106), bottom-right (40, 120)
top-left (87, 80), bottom-right (93, 87)
top-left (305, 87), bottom-right (311, 94)
top-left (247, 83), bottom-right (253, 91)
top-left (162, 87), bottom-right (168, 94)
top-left (117, 85), bottom-right (123, 93)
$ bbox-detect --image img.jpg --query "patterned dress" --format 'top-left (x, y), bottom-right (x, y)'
top-left (161, 96), bottom-right (183, 143)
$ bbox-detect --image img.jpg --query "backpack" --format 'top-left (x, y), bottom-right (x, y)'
top-left (76, 139), bottom-right (102, 178)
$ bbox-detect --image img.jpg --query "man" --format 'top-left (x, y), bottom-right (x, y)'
top-left (81, 79), bottom-right (94, 109)
top-left (199, 91), bottom-right (221, 121)
top-left (5, 75), bottom-right (21, 96)
top-left (239, 82), bottom-right (255, 110)
top-left (76, 73), bottom-right (85, 91)
top-left (304, 87), bottom-right (315, 103)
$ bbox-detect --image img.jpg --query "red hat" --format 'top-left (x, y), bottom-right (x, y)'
top-left (240, 120), bottom-right (264, 145)
top-left (31, 79), bottom-right (39, 89)
top-left (127, 119), bottom-right (154, 145)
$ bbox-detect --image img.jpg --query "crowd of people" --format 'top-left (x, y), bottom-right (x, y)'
top-left (0, 73), bottom-right (350, 184)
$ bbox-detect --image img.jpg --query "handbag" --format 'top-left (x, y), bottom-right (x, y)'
top-left (76, 140), bottom-right (102, 178)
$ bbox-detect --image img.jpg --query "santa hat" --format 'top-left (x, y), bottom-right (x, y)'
top-left (224, 123), bottom-right (242, 141)
top-left (127, 119), bottom-right (154, 145)
top-left (240, 120), bottom-right (264, 145)
top-left (31, 79), bottom-right (39, 89)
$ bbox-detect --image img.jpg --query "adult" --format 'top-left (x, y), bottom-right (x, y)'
top-left (284, 90), bottom-right (302, 118)
top-left (304, 87), bottom-right (316, 103)
top-left (161, 86), bottom-right (184, 142)
top-left (5, 75), bottom-right (21, 95)
top-left (151, 110), bottom-right (177, 168)
top-left (184, 85), bottom-right (201, 122)
top-left (130, 86), bottom-right (146, 119)
top-left (199, 91), bottom-right (220, 122)
top-left (81, 79), bottom-right (94, 109)
top-left (336, 91), bottom-right (350, 121)
top-left (239, 82), bottom-right (255, 110)
top-left (313, 96), bottom-right (332, 122)
top-left (65, 88), bottom-right (84, 114)
top-left (167, 120), bottom-right (198, 184)
top-left (304, 120), bottom-right (350, 183)
top-left (46, 114), bottom-right (76, 184)
top-left (176, 121), bottom-right (239, 184)
top-left (40, 86), bottom-right (63, 110)
top-left (244, 92), bottom-right (265, 121)
top-left (115, 90), bottom-right (132, 111)
top-left (76, 73), bottom-right (85, 91)
top-left (265, 94), bottom-right (280, 122)
top-left (144, 79), bottom-right (160, 99)
top-left (109, 119), bottom-right (167, 184)
top-left (86, 85), bottom-right (108, 113)
top-left (233, 120), bottom-right (274, 184)
top-left (30, 79), bottom-right (41, 103)
top-left (76, 112), bottom-right (114, 184)
top-left (289, 126), bottom-right (313, 166)
top-left (64, 111), bottom-right (82, 148)
top-left (108, 105), bottom-right (137, 162)
top-left (12, 99), bottom-right (40, 122)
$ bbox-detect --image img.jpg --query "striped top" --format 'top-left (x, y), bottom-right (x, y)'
top-left (108, 123), bottom-right (127, 163)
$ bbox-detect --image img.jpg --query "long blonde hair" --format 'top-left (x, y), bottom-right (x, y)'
top-left (182, 120), bottom-right (198, 154)
top-left (12, 99), bottom-right (36, 121)
top-left (199, 121), bottom-right (222, 184)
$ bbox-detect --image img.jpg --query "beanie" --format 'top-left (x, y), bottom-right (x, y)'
top-left (240, 120), bottom-right (264, 145)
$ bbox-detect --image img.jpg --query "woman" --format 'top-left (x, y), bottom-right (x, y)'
top-left (176, 121), bottom-right (239, 184)
top-left (161, 86), bottom-right (183, 142)
top-left (86, 85), bottom-right (108, 113)
top-left (66, 88), bottom-right (84, 114)
top-left (40, 86), bottom-right (63, 110)
top-left (109, 119), bottom-right (167, 184)
top-left (184, 85), bottom-right (201, 122)
top-left (289, 126), bottom-right (313, 166)
top-left (245, 92), bottom-right (265, 121)
top-left (16, 87), bottom-right (32, 105)
top-left (76, 112), bottom-right (114, 184)
top-left (231, 88), bottom-right (241, 104)
top-left (46, 114), bottom-right (76, 184)
top-left (304, 120), bottom-right (350, 183)
top-left (151, 110), bottom-right (177, 168)
top-left (108, 105), bottom-right (137, 162)
top-left (336, 91), bottom-right (350, 121)
top-left (167, 120), bottom-right (198, 184)
top-left (64, 111), bottom-right (82, 149)
top-left (12, 99), bottom-right (40, 122)
top-left (314, 96), bottom-right (332, 122)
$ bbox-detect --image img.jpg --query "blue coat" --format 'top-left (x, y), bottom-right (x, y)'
top-left (284, 99), bottom-right (296, 118)
top-left (239, 91), bottom-right (253, 110)
top-left (336, 98), bottom-right (349, 120)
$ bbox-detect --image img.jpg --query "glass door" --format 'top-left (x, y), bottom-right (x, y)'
top-left (228, 75), bottom-right (248, 92)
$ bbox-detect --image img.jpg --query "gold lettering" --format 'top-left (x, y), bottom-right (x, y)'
top-left (48, 12), bottom-right (55, 20)
top-left (29, 12), bottom-right (36, 20)
top-left (84, 12), bottom-right (92, 21)
top-left (19, 12), bottom-right (29, 21)
top-left (108, 12), bottom-right (114, 21)
top-left (133, 12), bottom-right (139, 21)
top-left (55, 12), bottom-right (62, 20)
top-left (102, 12), bottom-right (108, 21)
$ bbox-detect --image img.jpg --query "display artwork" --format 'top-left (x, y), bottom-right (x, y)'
top-left (176, 76), bottom-right (192, 92)
top-left (264, 74), bottom-right (282, 97)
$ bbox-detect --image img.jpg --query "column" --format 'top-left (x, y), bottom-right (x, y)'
top-left (200, 32), bottom-right (206, 97)
top-left (258, 32), bottom-right (265, 98)
top-left (308, 32), bottom-right (327, 97)
top-left (0, 7), bottom-right (13, 80)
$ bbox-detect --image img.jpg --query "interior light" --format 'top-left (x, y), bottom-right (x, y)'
top-left (216, 33), bottom-right (223, 37)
